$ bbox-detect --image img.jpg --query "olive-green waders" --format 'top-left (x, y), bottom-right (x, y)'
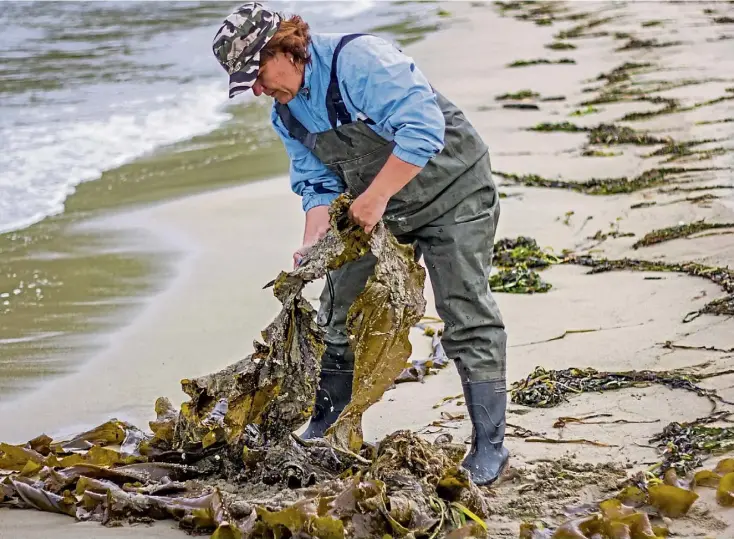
top-left (276, 34), bottom-right (509, 485)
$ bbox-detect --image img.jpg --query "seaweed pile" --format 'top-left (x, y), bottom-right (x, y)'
top-left (510, 365), bottom-right (734, 412)
top-left (494, 167), bottom-right (719, 195)
top-left (519, 457), bottom-right (734, 539)
top-left (569, 255), bottom-right (734, 321)
top-left (509, 364), bottom-right (734, 538)
top-left (0, 196), bottom-right (487, 539)
top-left (490, 237), bottom-right (563, 294)
top-left (632, 220), bottom-right (734, 249)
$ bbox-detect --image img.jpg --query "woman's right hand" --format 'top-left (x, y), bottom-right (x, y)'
top-left (293, 205), bottom-right (331, 269)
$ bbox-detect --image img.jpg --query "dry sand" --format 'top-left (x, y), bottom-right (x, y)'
top-left (2, 1), bottom-right (734, 537)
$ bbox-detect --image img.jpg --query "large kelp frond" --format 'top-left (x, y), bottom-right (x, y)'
top-left (174, 195), bottom-right (374, 453)
top-left (325, 223), bottom-right (427, 452)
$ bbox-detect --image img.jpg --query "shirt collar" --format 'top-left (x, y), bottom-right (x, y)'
top-left (299, 43), bottom-right (315, 99)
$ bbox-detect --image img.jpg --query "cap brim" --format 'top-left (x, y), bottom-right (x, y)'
top-left (228, 66), bottom-right (259, 98)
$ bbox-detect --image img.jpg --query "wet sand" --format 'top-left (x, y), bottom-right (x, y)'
top-left (2, 1), bottom-right (734, 537)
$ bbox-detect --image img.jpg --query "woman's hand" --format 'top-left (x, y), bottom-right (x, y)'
top-left (294, 205), bottom-right (331, 269)
top-left (348, 154), bottom-right (423, 234)
top-left (348, 190), bottom-right (389, 235)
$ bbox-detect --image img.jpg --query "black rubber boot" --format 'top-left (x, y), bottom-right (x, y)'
top-left (301, 349), bottom-right (354, 439)
top-left (461, 378), bottom-right (510, 486)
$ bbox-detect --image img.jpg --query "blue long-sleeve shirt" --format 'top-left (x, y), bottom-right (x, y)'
top-left (270, 33), bottom-right (446, 213)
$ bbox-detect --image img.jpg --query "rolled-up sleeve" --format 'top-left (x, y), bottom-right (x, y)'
top-left (338, 36), bottom-right (445, 167)
top-left (271, 109), bottom-right (345, 212)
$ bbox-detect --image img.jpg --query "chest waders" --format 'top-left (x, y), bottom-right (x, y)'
top-left (278, 34), bottom-right (509, 485)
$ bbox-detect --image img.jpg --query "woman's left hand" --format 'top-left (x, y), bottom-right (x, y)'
top-left (348, 189), bottom-right (389, 235)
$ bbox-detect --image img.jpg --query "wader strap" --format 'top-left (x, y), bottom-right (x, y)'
top-left (275, 33), bottom-right (376, 147)
top-left (326, 33), bottom-right (375, 129)
top-left (275, 102), bottom-right (317, 150)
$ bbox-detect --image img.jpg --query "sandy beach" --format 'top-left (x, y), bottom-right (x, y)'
top-left (2, 1), bottom-right (734, 537)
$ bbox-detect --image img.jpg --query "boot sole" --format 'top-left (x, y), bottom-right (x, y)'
top-left (471, 453), bottom-right (511, 488)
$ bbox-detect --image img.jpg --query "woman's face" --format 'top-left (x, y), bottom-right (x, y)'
top-left (251, 52), bottom-right (302, 104)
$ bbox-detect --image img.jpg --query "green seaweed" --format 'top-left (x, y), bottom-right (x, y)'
top-left (507, 58), bottom-right (576, 67)
top-left (503, 103), bottom-right (539, 110)
top-left (588, 123), bottom-right (668, 145)
top-left (569, 105), bottom-right (600, 116)
top-left (490, 267), bottom-right (552, 294)
top-left (539, 95), bottom-right (566, 102)
top-left (632, 221), bottom-right (734, 249)
top-left (496, 167), bottom-right (716, 195)
top-left (568, 254), bottom-right (734, 320)
top-left (696, 118), bottom-right (734, 125)
top-left (493, 237), bottom-right (563, 269)
top-left (650, 413), bottom-right (734, 476)
top-left (545, 41), bottom-right (576, 50)
top-left (555, 16), bottom-right (615, 39)
top-left (582, 149), bottom-right (621, 157)
top-left (495, 89), bottom-right (540, 100)
top-left (616, 38), bottom-right (682, 51)
top-left (510, 365), bottom-right (733, 410)
top-left (529, 121), bottom-right (586, 132)
top-left (489, 237), bottom-right (561, 294)
top-left (646, 139), bottom-right (728, 162)
top-left (630, 201), bottom-right (657, 209)
top-left (714, 17), bottom-right (734, 24)
top-left (621, 94), bottom-right (734, 122)
top-left (587, 228), bottom-right (635, 242)
top-left (642, 20), bottom-right (664, 27)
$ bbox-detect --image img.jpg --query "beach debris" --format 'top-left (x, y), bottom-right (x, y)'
top-left (632, 220), bottom-right (734, 249)
top-left (495, 89), bottom-right (540, 101)
top-left (552, 414), bottom-right (660, 429)
top-left (489, 236), bottom-right (562, 294)
top-left (490, 267), bottom-right (552, 294)
top-left (546, 41), bottom-right (576, 50)
top-left (630, 201), bottom-right (657, 209)
top-left (495, 166), bottom-right (721, 195)
top-left (524, 437), bottom-right (616, 448)
top-left (616, 37), bottom-right (682, 51)
top-left (502, 103), bottom-right (540, 110)
top-left (0, 196), bottom-right (492, 538)
top-left (507, 58), bottom-right (576, 67)
top-left (510, 365), bottom-right (734, 412)
top-left (569, 105), bottom-right (599, 116)
top-left (660, 341), bottom-right (734, 354)
top-left (648, 411), bottom-right (734, 476)
top-left (520, 455), bottom-right (734, 538)
top-left (595, 61), bottom-right (653, 84)
top-left (568, 254), bottom-right (734, 321)
top-left (555, 16), bottom-right (616, 39)
top-left (494, 237), bottom-right (563, 269)
top-left (395, 321), bottom-right (451, 384)
top-left (582, 148), bottom-right (621, 157)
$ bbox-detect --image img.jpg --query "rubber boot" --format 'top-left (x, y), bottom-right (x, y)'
top-left (460, 378), bottom-right (510, 486)
top-left (301, 349), bottom-right (354, 439)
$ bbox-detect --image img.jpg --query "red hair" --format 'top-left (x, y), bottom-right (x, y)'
top-left (260, 15), bottom-right (311, 65)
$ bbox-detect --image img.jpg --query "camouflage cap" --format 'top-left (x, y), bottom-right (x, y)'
top-left (212, 2), bottom-right (282, 98)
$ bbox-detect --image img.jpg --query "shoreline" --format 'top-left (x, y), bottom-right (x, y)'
top-left (2, 1), bottom-right (734, 537)
top-left (0, 2), bottom-right (452, 402)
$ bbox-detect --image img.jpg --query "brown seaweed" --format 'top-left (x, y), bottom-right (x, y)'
top-left (0, 196), bottom-right (497, 539)
top-left (632, 220), bottom-right (734, 249)
top-left (510, 365), bottom-right (734, 411)
top-left (495, 167), bottom-right (718, 195)
top-left (568, 255), bottom-right (734, 320)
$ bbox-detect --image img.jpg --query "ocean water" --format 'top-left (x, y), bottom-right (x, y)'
top-left (0, 0), bottom-right (435, 235)
top-left (0, 0), bottom-right (445, 400)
